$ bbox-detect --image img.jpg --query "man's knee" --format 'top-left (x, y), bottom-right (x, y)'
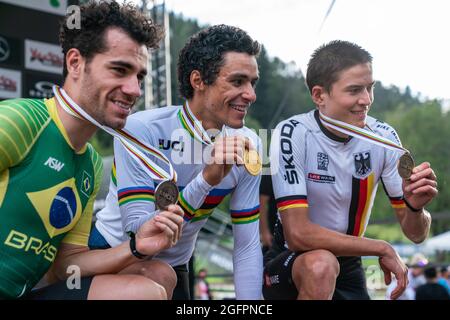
top-left (137, 260), bottom-right (177, 296)
top-left (128, 276), bottom-right (167, 300)
top-left (88, 274), bottom-right (168, 300)
top-left (293, 249), bottom-right (340, 283)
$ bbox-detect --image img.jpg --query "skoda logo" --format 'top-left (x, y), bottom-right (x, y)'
top-left (0, 37), bottom-right (10, 62)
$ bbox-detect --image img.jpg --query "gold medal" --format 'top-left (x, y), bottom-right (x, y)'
top-left (398, 152), bottom-right (415, 180)
top-left (244, 149), bottom-right (262, 176)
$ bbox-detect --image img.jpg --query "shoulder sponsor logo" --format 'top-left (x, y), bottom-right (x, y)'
top-left (280, 119), bottom-right (300, 184)
top-left (317, 152), bottom-right (329, 171)
top-left (44, 156), bottom-right (65, 172)
top-left (354, 151), bottom-right (372, 178)
top-left (375, 123), bottom-right (389, 131)
top-left (390, 130), bottom-right (401, 145)
top-left (307, 173), bottom-right (336, 184)
top-left (0, 37), bottom-right (10, 62)
top-left (375, 122), bottom-right (401, 144)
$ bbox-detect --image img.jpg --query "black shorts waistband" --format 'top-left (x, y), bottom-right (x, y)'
top-left (173, 264), bottom-right (189, 273)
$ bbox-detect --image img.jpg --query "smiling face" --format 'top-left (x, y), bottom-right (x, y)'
top-left (197, 51), bottom-right (259, 129)
top-left (312, 62), bottom-right (375, 129)
top-left (78, 28), bottom-right (148, 129)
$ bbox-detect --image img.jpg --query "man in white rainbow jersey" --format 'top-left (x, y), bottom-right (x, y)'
top-left (94, 25), bottom-right (263, 300)
top-left (264, 40), bottom-right (438, 300)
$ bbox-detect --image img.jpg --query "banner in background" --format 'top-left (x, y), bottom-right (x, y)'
top-left (0, 0), bottom-right (68, 16)
top-left (25, 39), bottom-right (63, 75)
top-left (0, 67), bottom-right (21, 99)
top-left (24, 72), bottom-right (62, 99)
top-left (0, 35), bottom-right (22, 68)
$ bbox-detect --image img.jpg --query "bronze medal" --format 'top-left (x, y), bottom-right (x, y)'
top-left (398, 152), bottom-right (415, 180)
top-left (155, 180), bottom-right (179, 210)
top-left (244, 149), bottom-right (262, 176)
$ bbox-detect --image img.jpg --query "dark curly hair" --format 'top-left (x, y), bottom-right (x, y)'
top-left (306, 40), bottom-right (372, 94)
top-left (177, 24), bottom-right (261, 100)
top-left (59, 0), bottom-right (164, 79)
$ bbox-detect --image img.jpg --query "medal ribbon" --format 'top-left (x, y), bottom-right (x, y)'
top-left (52, 85), bottom-right (175, 181)
top-left (318, 112), bottom-right (408, 153)
top-left (178, 101), bottom-right (227, 144)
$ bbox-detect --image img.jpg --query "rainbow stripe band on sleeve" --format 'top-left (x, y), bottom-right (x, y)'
top-left (390, 196), bottom-right (406, 209)
top-left (230, 205), bottom-right (260, 224)
top-left (118, 186), bottom-right (155, 206)
top-left (179, 188), bottom-right (233, 222)
top-left (178, 190), bottom-right (196, 221)
top-left (111, 160), bottom-right (117, 186)
top-left (276, 195), bottom-right (308, 211)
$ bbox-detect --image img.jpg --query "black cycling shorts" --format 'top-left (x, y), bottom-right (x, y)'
top-left (172, 264), bottom-right (190, 300)
top-left (23, 276), bottom-right (94, 300)
top-left (263, 250), bottom-right (370, 300)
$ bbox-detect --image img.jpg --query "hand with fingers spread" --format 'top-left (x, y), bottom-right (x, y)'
top-left (203, 136), bottom-right (252, 186)
top-left (378, 244), bottom-right (409, 300)
top-left (403, 162), bottom-right (438, 211)
top-left (135, 204), bottom-right (184, 256)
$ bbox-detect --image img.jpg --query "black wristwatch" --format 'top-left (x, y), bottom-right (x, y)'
top-left (129, 232), bottom-right (146, 259)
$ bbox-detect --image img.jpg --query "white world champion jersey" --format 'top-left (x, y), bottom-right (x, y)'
top-left (270, 109), bottom-right (406, 251)
top-left (95, 105), bottom-right (263, 299)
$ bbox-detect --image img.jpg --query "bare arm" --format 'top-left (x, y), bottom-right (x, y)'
top-left (395, 207), bottom-right (431, 244)
top-left (396, 162), bottom-right (437, 243)
top-left (51, 205), bottom-right (184, 281)
top-left (281, 207), bottom-right (390, 256)
top-left (259, 194), bottom-right (273, 247)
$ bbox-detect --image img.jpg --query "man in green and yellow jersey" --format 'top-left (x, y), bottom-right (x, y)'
top-left (0, 1), bottom-right (183, 300)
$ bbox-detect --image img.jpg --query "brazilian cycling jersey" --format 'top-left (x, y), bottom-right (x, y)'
top-left (270, 109), bottom-right (406, 253)
top-left (95, 105), bottom-right (263, 299)
top-left (0, 98), bottom-right (102, 299)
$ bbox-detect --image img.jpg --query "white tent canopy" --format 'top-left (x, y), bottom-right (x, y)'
top-left (422, 231), bottom-right (450, 254)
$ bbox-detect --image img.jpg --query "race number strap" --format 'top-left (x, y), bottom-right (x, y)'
top-left (52, 85), bottom-right (175, 181)
top-left (318, 112), bottom-right (408, 153)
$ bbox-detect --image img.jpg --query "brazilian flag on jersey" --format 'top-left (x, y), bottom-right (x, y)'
top-left (0, 98), bottom-right (102, 299)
